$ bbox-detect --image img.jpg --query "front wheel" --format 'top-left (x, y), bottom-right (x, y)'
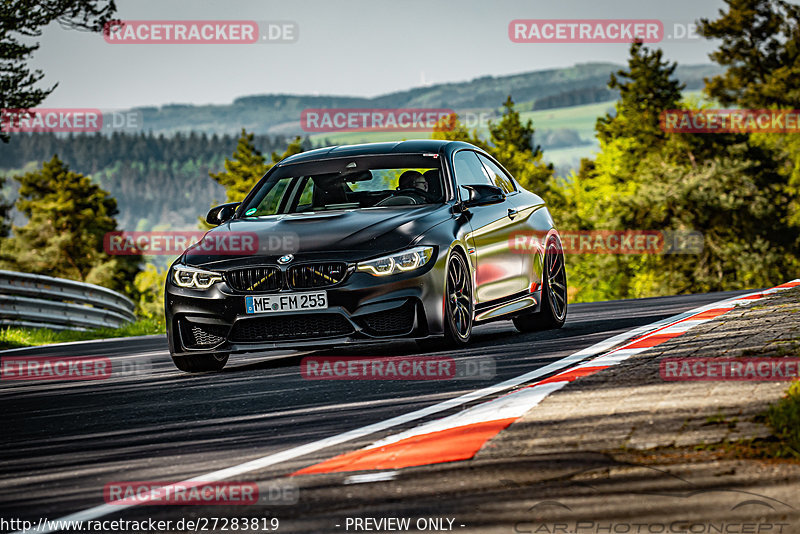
top-left (418, 251), bottom-right (474, 352)
top-left (443, 251), bottom-right (473, 347)
top-left (171, 352), bottom-right (229, 372)
top-left (513, 237), bottom-right (567, 332)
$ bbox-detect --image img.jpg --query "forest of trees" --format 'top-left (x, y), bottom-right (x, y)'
top-left (0, 131), bottom-right (303, 230)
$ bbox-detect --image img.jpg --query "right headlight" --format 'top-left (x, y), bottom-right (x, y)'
top-left (171, 265), bottom-right (223, 289)
top-left (356, 246), bottom-right (434, 276)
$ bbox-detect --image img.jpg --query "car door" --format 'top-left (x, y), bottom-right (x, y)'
top-left (452, 150), bottom-right (527, 304)
top-left (475, 153), bottom-right (536, 292)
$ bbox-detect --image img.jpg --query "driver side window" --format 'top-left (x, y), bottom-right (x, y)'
top-left (478, 154), bottom-right (516, 194)
top-left (453, 151), bottom-right (492, 202)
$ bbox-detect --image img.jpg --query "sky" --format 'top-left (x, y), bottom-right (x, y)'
top-left (29, 0), bottom-right (729, 110)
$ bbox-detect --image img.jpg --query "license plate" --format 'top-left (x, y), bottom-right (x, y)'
top-left (245, 292), bottom-right (328, 314)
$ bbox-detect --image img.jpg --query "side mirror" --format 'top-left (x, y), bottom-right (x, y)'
top-left (461, 184), bottom-right (505, 208)
top-left (206, 202), bottom-right (240, 225)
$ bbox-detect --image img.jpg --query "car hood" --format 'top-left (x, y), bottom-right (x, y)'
top-left (182, 204), bottom-right (452, 268)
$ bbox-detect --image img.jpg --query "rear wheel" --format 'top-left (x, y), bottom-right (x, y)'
top-left (171, 352), bottom-right (229, 372)
top-left (513, 237), bottom-right (567, 332)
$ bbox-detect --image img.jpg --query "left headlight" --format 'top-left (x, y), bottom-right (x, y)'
top-left (171, 265), bottom-right (223, 289)
top-left (356, 246), bottom-right (434, 276)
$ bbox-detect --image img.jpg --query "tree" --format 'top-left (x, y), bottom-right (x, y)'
top-left (432, 113), bottom-right (488, 150)
top-left (0, 155), bottom-right (140, 293)
top-left (698, 0), bottom-right (800, 233)
top-left (209, 129), bottom-right (304, 204)
top-left (595, 41), bottom-right (684, 181)
top-left (488, 96), bottom-right (554, 192)
top-left (133, 263), bottom-right (167, 323)
top-left (209, 129), bottom-right (270, 204)
top-left (698, 0), bottom-right (800, 108)
top-left (0, 175), bottom-right (10, 237)
top-left (206, 130), bottom-right (304, 225)
top-left (1, 0), bottom-right (118, 142)
top-left (556, 37), bottom-right (800, 302)
top-left (432, 97), bottom-right (554, 192)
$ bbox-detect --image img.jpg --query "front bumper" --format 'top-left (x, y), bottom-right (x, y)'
top-left (165, 261), bottom-right (445, 357)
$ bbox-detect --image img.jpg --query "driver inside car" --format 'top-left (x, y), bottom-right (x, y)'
top-left (397, 170), bottom-right (429, 202)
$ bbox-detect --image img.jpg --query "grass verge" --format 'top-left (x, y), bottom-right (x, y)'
top-left (0, 318), bottom-right (165, 350)
top-left (675, 380), bottom-right (800, 461)
top-left (765, 380), bottom-right (800, 458)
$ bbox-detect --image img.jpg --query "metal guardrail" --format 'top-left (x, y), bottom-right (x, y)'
top-left (0, 270), bottom-right (136, 331)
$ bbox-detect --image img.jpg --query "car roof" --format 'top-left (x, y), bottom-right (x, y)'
top-left (278, 140), bottom-right (477, 165)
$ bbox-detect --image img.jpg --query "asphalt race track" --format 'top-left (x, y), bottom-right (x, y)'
top-left (1, 290), bottom-right (752, 533)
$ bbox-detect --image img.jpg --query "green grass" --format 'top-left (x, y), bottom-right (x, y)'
top-left (765, 381), bottom-right (800, 458)
top-left (0, 318), bottom-right (165, 350)
top-left (519, 100), bottom-right (616, 140)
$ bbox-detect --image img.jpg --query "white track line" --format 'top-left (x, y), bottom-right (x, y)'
top-left (306, 282), bottom-right (800, 459)
top-left (18, 286), bottom-right (792, 533)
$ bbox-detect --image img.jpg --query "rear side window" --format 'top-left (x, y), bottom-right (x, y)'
top-left (478, 153), bottom-right (516, 194)
top-left (453, 150), bottom-right (492, 202)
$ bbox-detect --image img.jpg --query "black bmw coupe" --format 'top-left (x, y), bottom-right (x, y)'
top-left (165, 140), bottom-right (567, 371)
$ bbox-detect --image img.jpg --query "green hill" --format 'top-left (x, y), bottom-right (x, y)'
top-left (131, 62), bottom-right (721, 137)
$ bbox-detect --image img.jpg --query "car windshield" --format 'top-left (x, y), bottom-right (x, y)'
top-left (238, 154), bottom-right (444, 216)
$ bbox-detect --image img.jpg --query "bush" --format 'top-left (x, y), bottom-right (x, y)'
top-left (766, 380), bottom-right (800, 458)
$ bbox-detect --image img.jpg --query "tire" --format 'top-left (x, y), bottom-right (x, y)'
top-left (442, 251), bottom-right (474, 347)
top-left (513, 237), bottom-right (567, 332)
top-left (171, 352), bottom-right (229, 372)
top-left (416, 252), bottom-right (475, 352)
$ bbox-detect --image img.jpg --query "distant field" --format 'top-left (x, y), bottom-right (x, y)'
top-left (309, 130), bottom-right (432, 147)
top-left (520, 100), bottom-right (616, 139)
top-left (306, 91), bottom-right (705, 170)
top-left (307, 100), bottom-right (613, 168)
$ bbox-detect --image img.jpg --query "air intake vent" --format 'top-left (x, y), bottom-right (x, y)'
top-left (358, 302), bottom-right (416, 335)
top-left (180, 320), bottom-right (228, 348)
top-left (288, 262), bottom-right (348, 289)
top-left (225, 267), bottom-right (282, 292)
top-left (229, 314), bottom-right (354, 342)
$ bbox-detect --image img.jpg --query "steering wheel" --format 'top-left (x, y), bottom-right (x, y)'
top-left (375, 189), bottom-right (429, 206)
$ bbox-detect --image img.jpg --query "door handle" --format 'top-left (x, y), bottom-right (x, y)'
top-left (507, 208), bottom-right (518, 219)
